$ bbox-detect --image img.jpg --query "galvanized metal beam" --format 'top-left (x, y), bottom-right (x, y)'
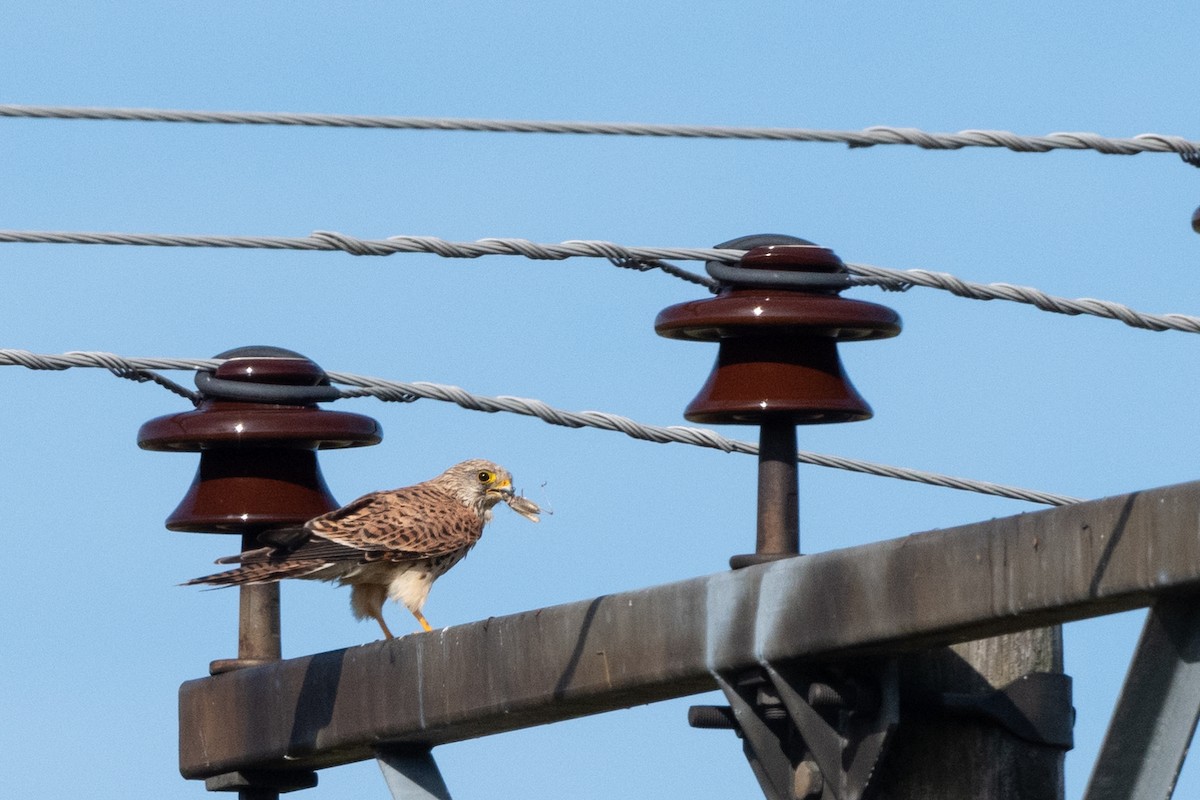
top-left (1082, 598), bottom-right (1200, 800)
top-left (179, 481), bottom-right (1200, 780)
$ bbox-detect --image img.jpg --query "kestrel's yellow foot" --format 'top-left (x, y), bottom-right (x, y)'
top-left (414, 610), bottom-right (433, 632)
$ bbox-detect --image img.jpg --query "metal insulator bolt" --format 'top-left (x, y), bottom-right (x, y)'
top-left (687, 705), bottom-right (738, 730)
top-left (807, 682), bottom-right (848, 709)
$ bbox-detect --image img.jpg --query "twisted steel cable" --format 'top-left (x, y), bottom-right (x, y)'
top-left (0, 229), bottom-right (737, 267)
top-left (2, 349), bottom-right (1081, 506)
top-left (844, 264), bottom-right (1200, 333)
top-left (2, 228), bottom-right (1198, 335)
top-left (2, 103), bottom-right (1197, 157)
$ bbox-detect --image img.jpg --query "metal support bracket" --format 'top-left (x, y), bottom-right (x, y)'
top-left (203, 769), bottom-right (318, 794)
top-left (932, 671), bottom-right (1074, 749)
top-left (698, 659), bottom-right (898, 800)
top-left (376, 747), bottom-right (453, 800)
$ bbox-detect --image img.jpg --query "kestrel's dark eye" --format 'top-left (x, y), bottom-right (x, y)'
top-left (478, 470), bottom-right (494, 483)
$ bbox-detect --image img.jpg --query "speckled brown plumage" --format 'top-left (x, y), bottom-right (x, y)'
top-left (185, 459), bottom-right (540, 639)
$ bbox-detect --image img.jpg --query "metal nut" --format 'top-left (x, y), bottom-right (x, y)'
top-left (793, 760), bottom-right (823, 798)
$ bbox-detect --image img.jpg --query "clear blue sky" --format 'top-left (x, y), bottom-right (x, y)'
top-left (2, 2), bottom-right (1199, 798)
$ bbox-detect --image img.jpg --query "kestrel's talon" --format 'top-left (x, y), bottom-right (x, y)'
top-left (184, 459), bottom-right (533, 641)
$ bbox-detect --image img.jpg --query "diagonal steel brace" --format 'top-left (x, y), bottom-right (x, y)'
top-left (712, 659), bottom-right (898, 800)
top-left (377, 747), bottom-right (453, 800)
top-left (1083, 598), bottom-right (1200, 800)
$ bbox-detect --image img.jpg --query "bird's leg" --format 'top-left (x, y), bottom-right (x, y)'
top-left (373, 611), bottom-right (396, 640)
top-left (352, 584), bottom-right (395, 640)
top-left (412, 609), bottom-right (433, 632)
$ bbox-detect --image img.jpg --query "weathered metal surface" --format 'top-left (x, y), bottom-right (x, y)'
top-left (1083, 598), bottom-right (1200, 800)
top-left (179, 481), bottom-right (1200, 779)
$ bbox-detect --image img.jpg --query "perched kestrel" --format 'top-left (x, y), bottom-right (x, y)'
top-left (186, 459), bottom-right (540, 639)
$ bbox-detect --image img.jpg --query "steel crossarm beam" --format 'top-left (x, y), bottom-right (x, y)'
top-left (178, 481), bottom-right (1200, 780)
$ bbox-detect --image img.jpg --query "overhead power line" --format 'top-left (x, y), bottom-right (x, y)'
top-left (1, 103), bottom-right (1197, 159)
top-left (847, 264), bottom-right (1200, 333)
top-left (3, 228), bottom-right (1198, 335)
top-left (2, 348), bottom-right (1081, 507)
top-left (0, 228), bottom-right (736, 262)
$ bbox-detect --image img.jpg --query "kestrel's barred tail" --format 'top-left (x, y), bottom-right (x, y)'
top-left (184, 560), bottom-right (330, 587)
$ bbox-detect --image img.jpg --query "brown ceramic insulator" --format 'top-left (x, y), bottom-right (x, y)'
top-left (139, 401), bottom-right (381, 451)
top-left (655, 244), bottom-right (901, 425)
top-left (680, 336), bottom-right (873, 424)
top-left (733, 241), bottom-right (844, 279)
top-left (209, 352), bottom-right (326, 386)
top-left (158, 449), bottom-right (342, 532)
top-left (138, 350), bottom-right (382, 533)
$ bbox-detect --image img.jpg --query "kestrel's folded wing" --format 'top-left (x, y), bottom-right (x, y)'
top-left (214, 526), bottom-right (311, 564)
top-left (214, 534), bottom-right (367, 567)
top-left (305, 483), bottom-right (484, 557)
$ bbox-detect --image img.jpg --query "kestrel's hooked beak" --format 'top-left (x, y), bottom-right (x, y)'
top-left (485, 473), bottom-right (541, 522)
top-left (486, 477), bottom-right (514, 499)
